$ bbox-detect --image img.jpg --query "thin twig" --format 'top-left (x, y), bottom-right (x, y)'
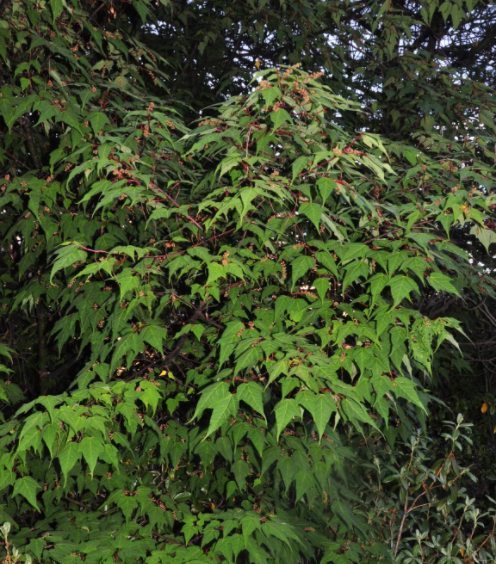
top-left (394, 490), bottom-right (409, 557)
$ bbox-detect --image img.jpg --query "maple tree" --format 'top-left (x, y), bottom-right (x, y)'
top-left (0, 1), bottom-right (496, 563)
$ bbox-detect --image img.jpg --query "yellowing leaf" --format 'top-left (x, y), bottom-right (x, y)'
top-left (481, 402), bottom-right (488, 414)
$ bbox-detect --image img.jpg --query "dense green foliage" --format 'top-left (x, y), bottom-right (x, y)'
top-left (1, 1), bottom-right (496, 563)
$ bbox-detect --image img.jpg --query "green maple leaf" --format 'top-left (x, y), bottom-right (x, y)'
top-left (392, 377), bottom-right (427, 412)
top-left (237, 382), bottom-right (266, 419)
top-left (427, 272), bottom-right (461, 296)
top-left (205, 394), bottom-right (238, 438)
top-left (13, 477), bottom-right (41, 511)
top-left (291, 255), bottom-right (315, 289)
top-left (274, 399), bottom-right (301, 440)
top-left (193, 382), bottom-right (230, 420)
top-left (299, 202), bottom-right (324, 230)
top-left (58, 441), bottom-right (81, 482)
top-left (79, 436), bottom-right (104, 477)
top-left (388, 276), bottom-right (419, 308)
